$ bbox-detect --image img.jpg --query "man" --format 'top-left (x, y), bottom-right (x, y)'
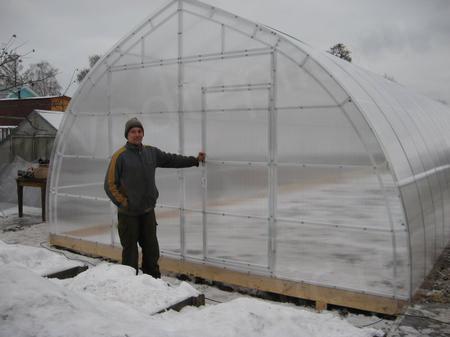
top-left (104, 117), bottom-right (205, 278)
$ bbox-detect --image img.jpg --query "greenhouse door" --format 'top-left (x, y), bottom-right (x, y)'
top-left (199, 81), bottom-right (275, 273)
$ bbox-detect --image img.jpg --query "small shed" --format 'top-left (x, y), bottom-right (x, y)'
top-left (0, 110), bottom-right (63, 164)
top-left (48, 0), bottom-right (450, 314)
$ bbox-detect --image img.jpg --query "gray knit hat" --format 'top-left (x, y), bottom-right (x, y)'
top-left (124, 117), bottom-right (144, 138)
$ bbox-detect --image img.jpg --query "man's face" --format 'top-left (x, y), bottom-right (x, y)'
top-left (127, 127), bottom-right (144, 145)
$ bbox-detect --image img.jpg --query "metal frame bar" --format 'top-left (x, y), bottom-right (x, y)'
top-left (106, 69), bottom-right (116, 246)
top-left (56, 153), bottom-right (109, 160)
top-left (177, 0), bottom-right (186, 257)
top-left (72, 102), bottom-right (346, 117)
top-left (204, 82), bottom-right (271, 93)
top-left (201, 87), bottom-right (208, 260)
top-left (58, 182), bottom-right (103, 190)
top-left (110, 47), bottom-right (272, 72)
top-left (268, 51), bottom-right (277, 274)
top-left (207, 159), bottom-right (376, 169)
top-left (52, 192), bottom-right (109, 202)
top-left (221, 23), bottom-right (225, 53)
top-left (140, 36), bottom-right (145, 64)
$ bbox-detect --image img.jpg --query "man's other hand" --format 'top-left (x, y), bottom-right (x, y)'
top-left (197, 152), bottom-right (206, 163)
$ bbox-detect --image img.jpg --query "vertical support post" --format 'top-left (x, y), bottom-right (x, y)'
top-left (17, 180), bottom-right (23, 218)
top-left (52, 112), bottom-right (76, 228)
top-left (177, 0), bottom-right (186, 257)
top-left (315, 301), bottom-right (328, 312)
top-left (41, 181), bottom-right (46, 222)
top-left (140, 37), bottom-right (145, 64)
top-left (106, 69), bottom-right (116, 246)
top-left (268, 51), bottom-right (278, 274)
top-left (201, 88), bottom-right (208, 260)
top-left (221, 24), bottom-right (225, 54)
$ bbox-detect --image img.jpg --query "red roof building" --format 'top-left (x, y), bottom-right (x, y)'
top-left (0, 95), bottom-right (70, 126)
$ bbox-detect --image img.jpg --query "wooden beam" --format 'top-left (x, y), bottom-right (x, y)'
top-left (315, 301), bottom-right (328, 312)
top-left (49, 233), bottom-right (408, 315)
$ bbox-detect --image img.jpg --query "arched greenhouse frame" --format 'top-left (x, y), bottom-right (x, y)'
top-left (48, 0), bottom-right (450, 314)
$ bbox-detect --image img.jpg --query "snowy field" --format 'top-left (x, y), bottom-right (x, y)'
top-left (0, 238), bottom-right (385, 337)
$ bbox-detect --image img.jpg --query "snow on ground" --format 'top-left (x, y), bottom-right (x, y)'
top-left (53, 262), bottom-right (200, 315)
top-left (0, 239), bottom-right (384, 337)
top-left (0, 240), bottom-right (83, 275)
top-left (0, 263), bottom-right (383, 337)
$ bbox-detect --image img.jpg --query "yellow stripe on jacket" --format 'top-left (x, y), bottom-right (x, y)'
top-left (106, 146), bottom-right (127, 207)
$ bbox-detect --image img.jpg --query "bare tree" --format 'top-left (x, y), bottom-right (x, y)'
top-left (0, 34), bottom-right (35, 93)
top-left (22, 61), bottom-right (61, 96)
top-left (328, 43), bottom-right (352, 62)
top-left (77, 54), bottom-right (101, 83)
top-left (1, 35), bottom-right (60, 96)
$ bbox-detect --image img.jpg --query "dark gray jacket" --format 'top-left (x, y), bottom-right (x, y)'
top-left (104, 142), bottom-right (198, 215)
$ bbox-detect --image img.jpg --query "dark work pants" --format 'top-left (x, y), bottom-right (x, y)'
top-left (117, 210), bottom-right (161, 278)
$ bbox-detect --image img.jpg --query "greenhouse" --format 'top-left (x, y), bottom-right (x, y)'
top-left (48, 0), bottom-right (450, 314)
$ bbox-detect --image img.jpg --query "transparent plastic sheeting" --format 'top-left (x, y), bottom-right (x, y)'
top-left (49, 0), bottom-right (450, 301)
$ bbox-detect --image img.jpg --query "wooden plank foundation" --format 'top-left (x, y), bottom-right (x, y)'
top-left (49, 233), bottom-right (408, 315)
top-left (45, 265), bottom-right (89, 280)
top-left (155, 294), bottom-right (205, 314)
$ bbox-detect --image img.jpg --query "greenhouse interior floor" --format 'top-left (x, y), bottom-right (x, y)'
top-left (1, 204), bottom-right (449, 336)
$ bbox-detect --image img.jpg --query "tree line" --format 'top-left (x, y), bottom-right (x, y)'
top-left (0, 35), bottom-right (100, 97)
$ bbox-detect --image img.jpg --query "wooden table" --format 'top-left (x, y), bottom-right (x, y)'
top-left (16, 176), bottom-right (47, 222)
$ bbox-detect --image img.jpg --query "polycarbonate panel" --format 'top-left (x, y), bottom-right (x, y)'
top-left (274, 221), bottom-right (408, 298)
top-left (313, 52), bottom-right (414, 181)
top-left (392, 85), bottom-right (445, 263)
top-left (278, 107), bottom-right (370, 165)
top-left (206, 109), bottom-right (268, 162)
top-left (61, 115), bottom-right (109, 156)
top-left (183, 12), bottom-right (222, 56)
top-left (184, 210), bottom-right (203, 258)
top-left (182, 53), bottom-right (272, 112)
top-left (342, 102), bottom-right (387, 166)
top-left (110, 64), bottom-right (179, 115)
top-left (205, 89), bottom-right (269, 111)
top-left (302, 56), bottom-right (349, 104)
top-left (155, 169), bottom-right (180, 208)
top-left (276, 38), bottom-right (308, 66)
top-left (184, 112), bottom-right (202, 159)
top-left (345, 64), bottom-right (447, 291)
top-left (113, 10), bottom-right (178, 67)
top-left (184, 168), bottom-right (203, 210)
top-left (206, 164), bottom-right (268, 217)
top-left (157, 208), bottom-right (181, 255)
top-left (277, 165), bottom-right (392, 229)
top-left (140, 113), bottom-right (179, 153)
top-left (71, 72), bottom-right (109, 115)
top-left (206, 214), bottom-right (268, 267)
top-left (399, 182), bottom-right (425, 292)
top-left (378, 169), bottom-right (406, 231)
top-left (223, 26), bottom-right (271, 52)
top-left (53, 196), bottom-right (111, 235)
top-left (424, 101), bottom-right (450, 249)
top-left (276, 54), bottom-right (335, 107)
top-left (57, 157), bottom-right (108, 196)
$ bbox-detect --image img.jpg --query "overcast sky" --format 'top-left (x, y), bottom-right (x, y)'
top-left (1, 0), bottom-right (449, 103)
